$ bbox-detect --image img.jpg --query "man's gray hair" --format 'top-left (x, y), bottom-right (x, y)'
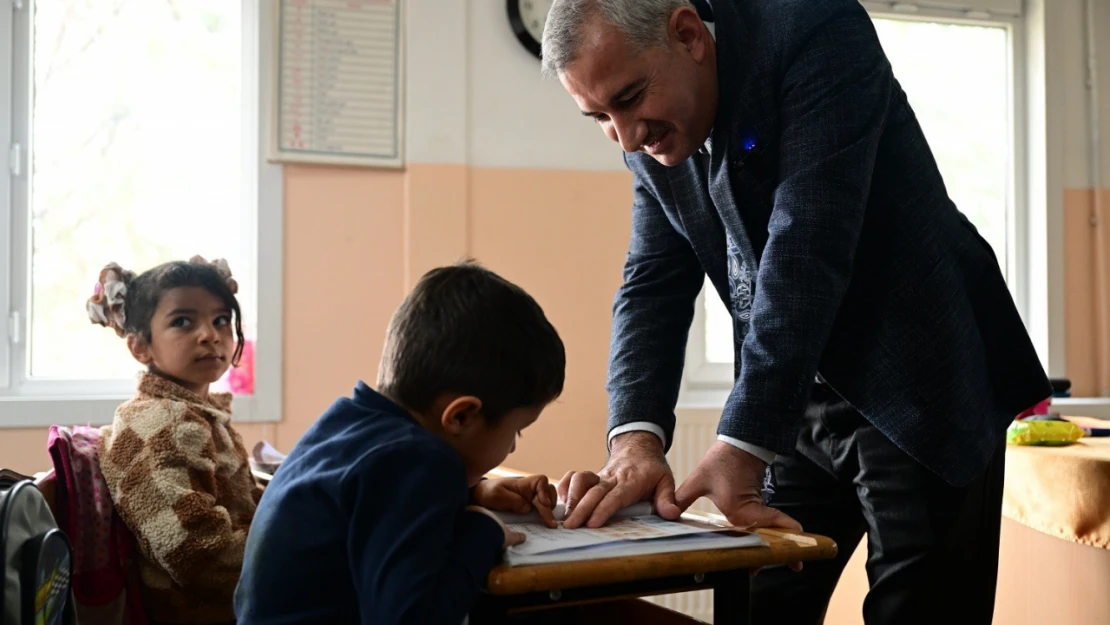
top-left (541, 0), bottom-right (695, 77)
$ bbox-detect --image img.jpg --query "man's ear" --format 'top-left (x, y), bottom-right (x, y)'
top-left (440, 395), bottom-right (485, 436)
top-left (126, 333), bottom-right (154, 365)
top-left (671, 6), bottom-right (710, 62)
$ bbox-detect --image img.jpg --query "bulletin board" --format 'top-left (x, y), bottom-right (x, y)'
top-left (270, 0), bottom-right (405, 168)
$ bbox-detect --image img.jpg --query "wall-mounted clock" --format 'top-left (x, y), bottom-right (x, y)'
top-left (507, 0), bottom-right (555, 60)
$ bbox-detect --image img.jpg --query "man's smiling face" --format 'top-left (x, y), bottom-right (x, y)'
top-left (557, 6), bottom-right (718, 166)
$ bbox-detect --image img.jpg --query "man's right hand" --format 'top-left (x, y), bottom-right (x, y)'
top-left (556, 431), bottom-right (683, 529)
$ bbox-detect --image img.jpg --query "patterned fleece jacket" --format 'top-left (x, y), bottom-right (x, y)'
top-left (100, 373), bottom-right (262, 624)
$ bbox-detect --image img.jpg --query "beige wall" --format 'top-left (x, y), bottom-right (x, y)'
top-left (274, 163), bottom-right (632, 479)
top-left (1065, 189), bottom-right (1110, 396)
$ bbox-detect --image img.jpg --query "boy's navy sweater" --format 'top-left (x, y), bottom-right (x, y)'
top-left (234, 382), bottom-right (504, 624)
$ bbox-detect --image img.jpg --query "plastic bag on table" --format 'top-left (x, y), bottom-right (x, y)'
top-left (1006, 419), bottom-right (1085, 446)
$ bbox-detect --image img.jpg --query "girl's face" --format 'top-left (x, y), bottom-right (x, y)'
top-left (127, 286), bottom-right (235, 396)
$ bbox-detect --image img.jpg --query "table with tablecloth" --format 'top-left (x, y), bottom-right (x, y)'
top-left (1002, 426), bottom-right (1110, 549)
top-left (993, 418), bottom-right (1110, 625)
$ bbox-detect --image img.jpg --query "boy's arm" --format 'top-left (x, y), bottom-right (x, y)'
top-left (349, 444), bottom-right (505, 625)
top-left (102, 401), bottom-right (248, 595)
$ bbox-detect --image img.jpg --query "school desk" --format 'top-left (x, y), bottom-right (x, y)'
top-left (476, 469), bottom-right (838, 624)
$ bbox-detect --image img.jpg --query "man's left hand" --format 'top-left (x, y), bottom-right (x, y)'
top-left (471, 476), bottom-right (558, 528)
top-left (676, 441), bottom-right (802, 532)
top-left (676, 441), bottom-right (803, 572)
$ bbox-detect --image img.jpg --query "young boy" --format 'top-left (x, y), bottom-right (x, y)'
top-left (234, 262), bottom-right (566, 624)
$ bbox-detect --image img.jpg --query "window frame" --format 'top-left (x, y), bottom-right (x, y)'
top-left (0, 0), bottom-right (284, 427)
top-left (681, 1), bottom-right (1027, 403)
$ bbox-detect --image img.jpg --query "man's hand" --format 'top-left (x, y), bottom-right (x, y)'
top-left (676, 441), bottom-right (803, 572)
top-left (465, 505), bottom-right (526, 548)
top-left (471, 476), bottom-right (558, 528)
top-left (676, 440), bottom-right (801, 531)
top-left (556, 431), bottom-right (683, 529)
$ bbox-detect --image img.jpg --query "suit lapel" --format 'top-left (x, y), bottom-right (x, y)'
top-left (711, 0), bottom-right (791, 263)
top-left (708, 137), bottom-right (759, 269)
top-left (666, 156), bottom-right (730, 305)
top-left (701, 1), bottom-right (782, 349)
top-left (706, 0), bottom-right (764, 273)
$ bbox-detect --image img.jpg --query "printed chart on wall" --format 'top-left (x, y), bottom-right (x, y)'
top-left (271, 0), bottom-right (404, 168)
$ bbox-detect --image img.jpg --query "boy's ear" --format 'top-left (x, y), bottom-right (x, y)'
top-left (126, 333), bottom-right (154, 365)
top-left (440, 395), bottom-right (485, 435)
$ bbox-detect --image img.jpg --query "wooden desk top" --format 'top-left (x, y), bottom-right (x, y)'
top-left (485, 522), bottom-right (837, 596)
top-left (482, 467), bottom-right (838, 595)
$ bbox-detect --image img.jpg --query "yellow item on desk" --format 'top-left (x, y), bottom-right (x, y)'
top-left (1006, 419), bottom-right (1084, 446)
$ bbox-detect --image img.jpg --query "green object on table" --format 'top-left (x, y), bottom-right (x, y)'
top-left (1007, 419), bottom-right (1085, 446)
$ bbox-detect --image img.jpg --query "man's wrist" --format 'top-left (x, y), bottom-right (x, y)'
top-left (716, 435), bottom-right (778, 465)
top-left (610, 430), bottom-right (665, 456)
top-left (608, 422), bottom-right (667, 450)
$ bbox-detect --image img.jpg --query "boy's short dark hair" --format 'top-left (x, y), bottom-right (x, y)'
top-left (377, 261), bottom-right (566, 423)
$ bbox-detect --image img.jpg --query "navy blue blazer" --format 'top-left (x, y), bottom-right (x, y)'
top-left (605, 0), bottom-right (1051, 486)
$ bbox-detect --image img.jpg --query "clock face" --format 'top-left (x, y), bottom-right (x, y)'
top-left (520, 0), bottom-right (554, 43)
top-left (508, 0), bottom-right (555, 59)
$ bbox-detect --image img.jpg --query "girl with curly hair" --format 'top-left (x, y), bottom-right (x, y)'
top-left (87, 256), bottom-right (261, 625)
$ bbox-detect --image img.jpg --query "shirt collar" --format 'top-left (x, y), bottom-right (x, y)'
top-left (352, 381), bottom-right (415, 422)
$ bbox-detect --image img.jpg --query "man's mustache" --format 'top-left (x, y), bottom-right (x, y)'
top-left (641, 123), bottom-right (673, 148)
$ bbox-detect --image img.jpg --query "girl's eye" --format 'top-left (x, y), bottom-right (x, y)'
top-left (171, 317), bottom-right (192, 328)
top-left (214, 315), bottom-right (231, 326)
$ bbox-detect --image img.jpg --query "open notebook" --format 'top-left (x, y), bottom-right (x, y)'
top-left (494, 502), bottom-right (766, 566)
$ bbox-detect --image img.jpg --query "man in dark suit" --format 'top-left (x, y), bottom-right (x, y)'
top-left (543, 0), bottom-right (1051, 622)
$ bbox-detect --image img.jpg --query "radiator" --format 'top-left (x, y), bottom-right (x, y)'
top-left (644, 412), bottom-right (723, 622)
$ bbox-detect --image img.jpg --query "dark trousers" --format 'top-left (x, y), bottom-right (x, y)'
top-left (749, 385), bottom-right (1006, 625)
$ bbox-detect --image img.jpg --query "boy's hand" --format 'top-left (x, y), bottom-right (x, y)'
top-left (466, 505), bottom-right (526, 549)
top-left (471, 476), bottom-right (558, 528)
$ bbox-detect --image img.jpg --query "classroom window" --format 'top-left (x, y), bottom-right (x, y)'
top-left (0, 0), bottom-right (282, 425)
top-left (687, 7), bottom-right (1021, 390)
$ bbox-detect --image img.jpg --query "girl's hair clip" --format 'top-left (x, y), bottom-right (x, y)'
top-left (86, 263), bottom-right (133, 336)
top-left (191, 255), bottom-right (239, 295)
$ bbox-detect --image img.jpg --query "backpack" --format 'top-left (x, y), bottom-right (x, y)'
top-left (1, 469), bottom-right (76, 625)
top-left (46, 425), bottom-right (149, 625)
